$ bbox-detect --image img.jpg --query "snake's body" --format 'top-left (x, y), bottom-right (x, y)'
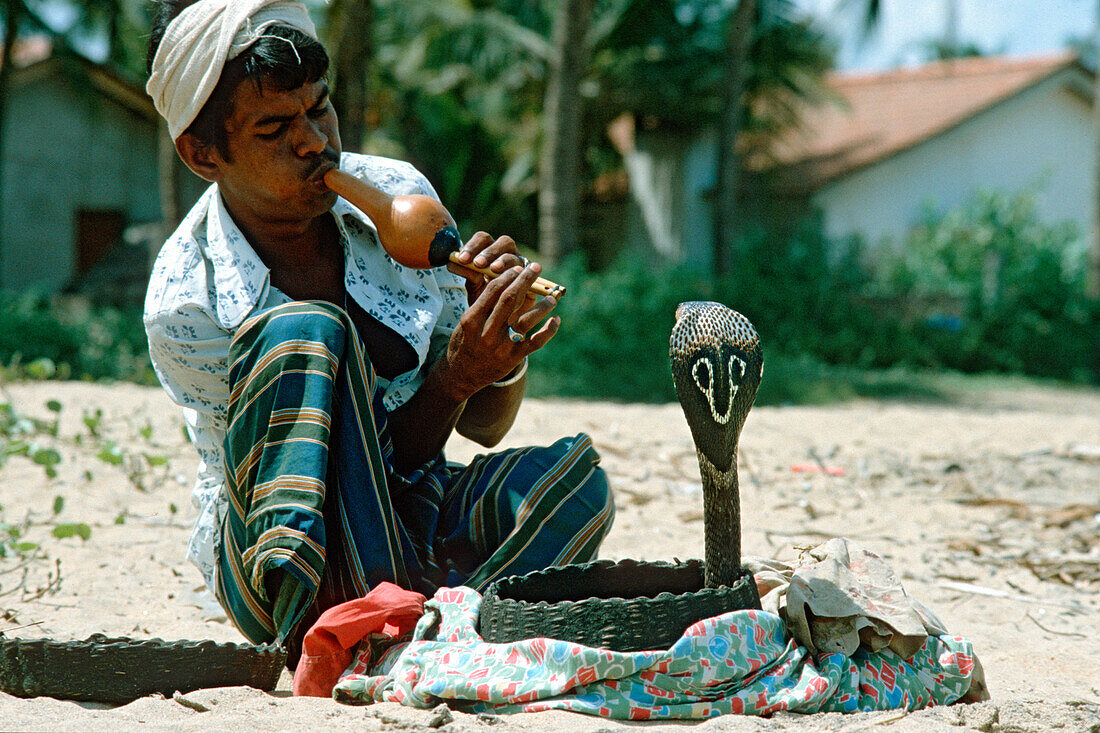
top-left (670, 302), bottom-right (763, 588)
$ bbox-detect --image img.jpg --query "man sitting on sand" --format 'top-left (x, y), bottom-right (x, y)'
top-left (142, 0), bottom-right (613, 665)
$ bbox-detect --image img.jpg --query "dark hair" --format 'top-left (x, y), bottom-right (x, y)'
top-left (147, 1), bottom-right (330, 159)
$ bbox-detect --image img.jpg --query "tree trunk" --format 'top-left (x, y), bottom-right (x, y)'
top-left (714, 0), bottom-right (755, 276)
top-left (328, 0), bottom-right (373, 153)
top-left (0, 0), bottom-right (25, 284)
top-left (157, 119), bottom-right (180, 252)
top-left (537, 0), bottom-right (594, 266)
top-left (1090, 0), bottom-right (1100, 298)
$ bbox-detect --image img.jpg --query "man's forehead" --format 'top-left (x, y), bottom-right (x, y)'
top-left (232, 79), bottom-right (328, 124)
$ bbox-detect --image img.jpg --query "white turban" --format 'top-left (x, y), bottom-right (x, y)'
top-left (146, 0), bottom-right (319, 140)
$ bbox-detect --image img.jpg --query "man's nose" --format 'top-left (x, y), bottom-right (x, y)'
top-left (294, 117), bottom-right (329, 157)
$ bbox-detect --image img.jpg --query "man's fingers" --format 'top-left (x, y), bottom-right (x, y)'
top-left (510, 293), bottom-right (558, 334)
top-left (446, 261), bottom-right (485, 283)
top-left (486, 263), bottom-right (555, 335)
top-left (471, 236), bottom-right (529, 274)
top-left (458, 265), bottom-right (559, 362)
top-left (451, 231), bottom-right (494, 266)
top-left (521, 315), bottom-right (560, 352)
top-left (463, 265), bottom-right (521, 329)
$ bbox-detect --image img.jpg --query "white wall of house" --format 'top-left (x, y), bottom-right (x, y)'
top-left (813, 68), bottom-right (1095, 250)
top-left (626, 128), bottom-right (718, 268)
top-left (624, 67), bottom-right (1094, 268)
top-left (1, 61), bottom-right (206, 293)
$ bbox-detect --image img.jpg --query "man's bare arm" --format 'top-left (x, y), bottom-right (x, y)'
top-left (385, 262), bottom-right (558, 473)
top-left (455, 358), bottom-right (527, 447)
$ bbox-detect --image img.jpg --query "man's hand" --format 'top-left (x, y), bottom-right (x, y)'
top-left (448, 231), bottom-right (529, 302)
top-left (440, 262), bottom-right (559, 401)
top-left (441, 232), bottom-right (559, 400)
top-left (387, 232), bottom-right (559, 471)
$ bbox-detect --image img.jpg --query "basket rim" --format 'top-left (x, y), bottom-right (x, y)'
top-left (482, 559), bottom-right (757, 614)
top-left (0, 633), bottom-right (287, 702)
top-left (478, 559), bottom-right (761, 652)
top-left (0, 632), bottom-right (285, 656)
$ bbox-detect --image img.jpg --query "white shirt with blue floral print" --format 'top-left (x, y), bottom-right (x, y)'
top-left (144, 153), bottom-right (468, 591)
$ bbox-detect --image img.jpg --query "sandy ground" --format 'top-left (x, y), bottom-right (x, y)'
top-left (0, 377), bottom-right (1097, 732)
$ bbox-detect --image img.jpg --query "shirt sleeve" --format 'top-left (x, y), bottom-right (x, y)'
top-left (144, 303), bottom-right (233, 589)
top-left (145, 303), bottom-right (232, 418)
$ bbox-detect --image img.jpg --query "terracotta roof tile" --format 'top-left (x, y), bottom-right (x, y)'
top-left (759, 51), bottom-right (1082, 192)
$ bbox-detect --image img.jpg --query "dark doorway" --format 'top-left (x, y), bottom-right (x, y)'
top-left (76, 209), bottom-right (126, 274)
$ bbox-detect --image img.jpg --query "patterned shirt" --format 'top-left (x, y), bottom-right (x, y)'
top-left (144, 153), bottom-right (468, 591)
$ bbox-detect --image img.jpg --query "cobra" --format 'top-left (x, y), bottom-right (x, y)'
top-left (670, 301), bottom-right (763, 589)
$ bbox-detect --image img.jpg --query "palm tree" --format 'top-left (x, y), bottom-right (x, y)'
top-left (325, 0), bottom-right (374, 152)
top-left (0, 0), bottom-right (34, 279)
top-left (712, 0), bottom-right (879, 274)
top-left (714, 0), bottom-right (756, 276)
top-left (364, 0), bottom-right (846, 269)
top-left (0, 1), bottom-right (26, 175)
top-left (0, 0), bottom-right (24, 277)
top-left (1092, 0), bottom-right (1100, 298)
top-left (63, 0), bottom-right (149, 77)
top-left (537, 0), bottom-right (594, 265)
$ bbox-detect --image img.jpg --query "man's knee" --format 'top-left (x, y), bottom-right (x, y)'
top-left (234, 301), bottom-right (351, 355)
top-left (527, 436), bottom-right (614, 536)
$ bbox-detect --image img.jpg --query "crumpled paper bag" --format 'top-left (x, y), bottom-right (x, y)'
top-left (745, 538), bottom-right (948, 659)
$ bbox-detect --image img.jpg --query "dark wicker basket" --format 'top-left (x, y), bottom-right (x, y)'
top-left (0, 633), bottom-right (286, 703)
top-left (478, 558), bottom-right (760, 653)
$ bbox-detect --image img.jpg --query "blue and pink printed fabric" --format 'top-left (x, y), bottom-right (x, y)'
top-left (332, 587), bottom-right (977, 719)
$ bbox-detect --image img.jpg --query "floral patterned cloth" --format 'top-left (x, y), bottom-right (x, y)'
top-left (332, 586), bottom-right (978, 719)
top-left (143, 153), bottom-right (468, 590)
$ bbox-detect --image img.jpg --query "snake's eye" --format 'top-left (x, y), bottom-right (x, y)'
top-left (728, 354), bottom-right (745, 383)
top-left (692, 359), bottom-right (712, 394)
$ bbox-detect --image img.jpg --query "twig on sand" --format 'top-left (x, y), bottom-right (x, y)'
top-left (0, 556), bottom-right (44, 576)
top-left (872, 711), bottom-right (910, 725)
top-left (1025, 612), bottom-right (1087, 638)
top-left (739, 448), bottom-right (761, 488)
top-left (172, 690), bottom-right (211, 712)
top-left (938, 580), bottom-right (1086, 612)
top-left (838, 710), bottom-right (910, 731)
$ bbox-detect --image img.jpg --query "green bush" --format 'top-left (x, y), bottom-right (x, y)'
top-left (888, 190), bottom-right (1099, 381)
top-left (528, 190), bottom-right (1099, 402)
top-left (0, 292), bottom-right (155, 384)
top-left (4, 187), bottom-right (1097, 400)
top-left (528, 256), bottom-right (711, 402)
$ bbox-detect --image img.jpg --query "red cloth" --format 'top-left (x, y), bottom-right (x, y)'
top-left (292, 582), bottom-right (426, 697)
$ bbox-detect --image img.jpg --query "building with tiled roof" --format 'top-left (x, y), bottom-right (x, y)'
top-left (1, 37), bottom-right (206, 295)
top-left (616, 52), bottom-right (1094, 267)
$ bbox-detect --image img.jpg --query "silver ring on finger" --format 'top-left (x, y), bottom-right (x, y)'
top-left (507, 326), bottom-right (526, 343)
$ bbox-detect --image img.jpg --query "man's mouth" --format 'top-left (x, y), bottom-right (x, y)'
top-left (306, 160), bottom-right (334, 183)
top-left (306, 148), bottom-right (341, 183)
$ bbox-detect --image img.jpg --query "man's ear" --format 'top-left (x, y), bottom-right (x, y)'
top-left (175, 133), bottom-right (223, 182)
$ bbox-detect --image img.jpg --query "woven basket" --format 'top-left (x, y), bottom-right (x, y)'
top-left (478, 558), bottom-right (760, 653)
top-left (0, 633), bottom-right (286, 703)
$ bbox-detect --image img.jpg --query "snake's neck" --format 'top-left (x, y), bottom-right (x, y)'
top-left (698, 448), bottom-right (742, 589)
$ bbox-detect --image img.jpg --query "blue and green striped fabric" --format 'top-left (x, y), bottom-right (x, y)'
top-left (214, 301), bottom-right (613, 647)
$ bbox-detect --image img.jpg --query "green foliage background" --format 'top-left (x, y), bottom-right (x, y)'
top-left (0, 292), bottom-right (153, 385)
top-left (528, 189), bottom-right (1099, 403)
top-left (4, 189), bottom-right (1093, 404)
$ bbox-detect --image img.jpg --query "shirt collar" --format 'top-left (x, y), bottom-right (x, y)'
top-left (203, 187), bottom-right (273, 330)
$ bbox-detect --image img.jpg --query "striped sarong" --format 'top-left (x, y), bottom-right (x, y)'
top-left (214, 301), bottom-right (613, 653)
